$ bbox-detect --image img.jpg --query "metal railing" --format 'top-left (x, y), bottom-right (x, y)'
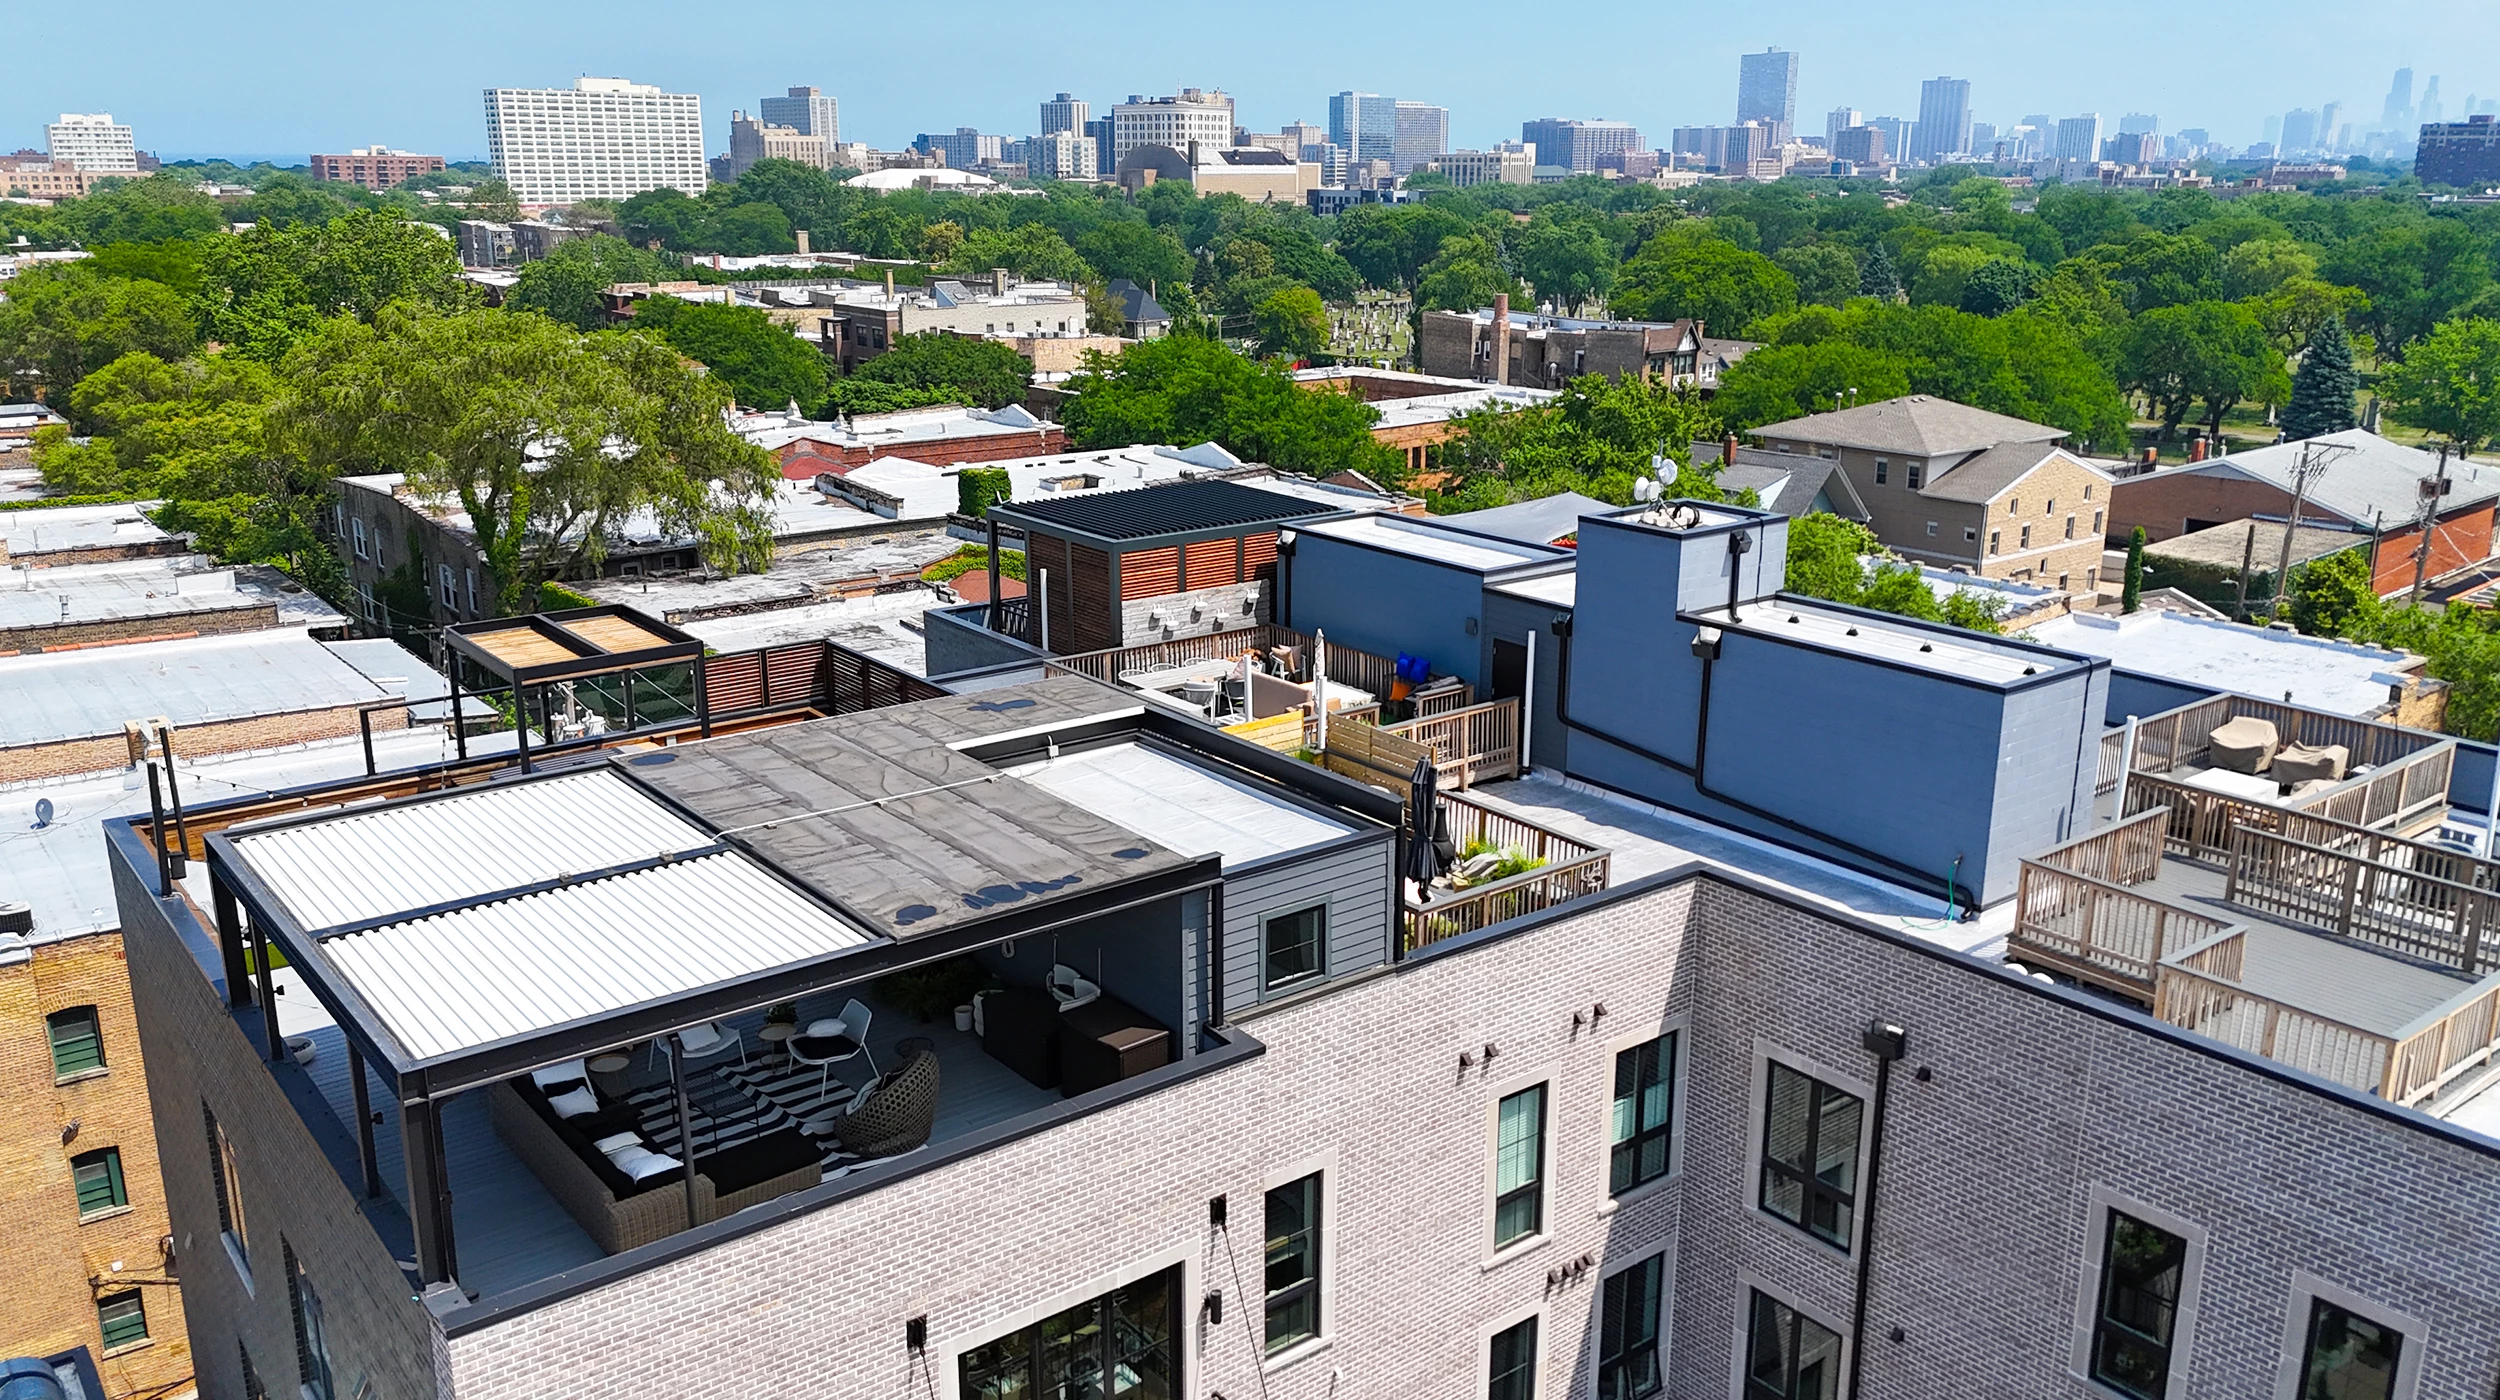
top-left (1404, 790), bottom-right (1611, 953)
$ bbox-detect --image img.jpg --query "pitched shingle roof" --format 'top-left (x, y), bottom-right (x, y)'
top-left (2145, 429), bottom-right (2500, 527)
top-left (1918, 441), bottom-right (2087, 503)
top-left (1747, 395), bottom-right (2065, 456)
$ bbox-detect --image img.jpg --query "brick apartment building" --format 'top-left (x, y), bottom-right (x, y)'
top-left (2416, 114), bottom-right (2500, 187)
top-left (1289, 366), bottom-right (1557, 477)
top-left (1418, 299), bottom-right (1747, 393)
top-left (105, 488), bottom-right (2500, 1400)
top-left (1749, 395), bottom-right (2119, 593)
top-left (2107, 428), bottom-right (2500, 597)
top-left (308, 147), bottom-right (447, 191)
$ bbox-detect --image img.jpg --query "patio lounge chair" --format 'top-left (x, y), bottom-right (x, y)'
top-left (828, 1049), bottom-right (941, 1159)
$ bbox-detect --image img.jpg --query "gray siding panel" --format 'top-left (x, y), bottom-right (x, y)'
top-left (1222, 835), bottom-right (1394, 1012)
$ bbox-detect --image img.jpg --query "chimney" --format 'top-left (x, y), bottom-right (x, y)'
top-left (1724, 432), bottom-right (1740, 463)
top-left (712, 253), bottom-right (722, 270)
top-left (884, 268), bottom-right (895, 298)
top-left (795, 229), bottom-right (811, 255)
top-left (992, 267), bottom-right (1009, 297)
top-left (2141, 446), bottom-right (2158, 466)
top-left (2189, 437), bottom-right (2208, 463)
top-left (1491, 293), bottom-right (1511, 386)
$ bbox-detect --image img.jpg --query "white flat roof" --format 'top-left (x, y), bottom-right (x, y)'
top-left (323, 851), bottom-right (876, 1062)
top-left (0, 629), bottom-right (393, 750)
top-left (1006, 741), bottom-right (1360, 869)
top-left (1, 501), bottom-right (175, 556)
top-left (1700, 601), bottom-right (2054, 684)
top-left (1492, 571), bottom-right (1579, 607)
top-left (2022, 610), bottom-right (2414, 719)
top-left (231, 769), bottom-right (717, 931)
top-left (1298, 513), bottom-right (1559, 573)
top-left (680, 589), bottom-right (941, 673)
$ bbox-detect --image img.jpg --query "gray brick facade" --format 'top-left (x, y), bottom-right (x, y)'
top-left (116, 820), bottom-right (2500, 1400)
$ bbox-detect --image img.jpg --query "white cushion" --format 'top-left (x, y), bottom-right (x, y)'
top-left (546, 1085), bottom-right (600, 1119)
top-left (531, 1059), bottom-right (590, 1090)
top-left (607, 1146), bottom-right (682, 1182)
top-left (806, 1018), bottom-right (847, 1038)
top-left (590, 1132), bottom-right (643, 1155)
top-left (679, 1023), bottom-right (725, 1052)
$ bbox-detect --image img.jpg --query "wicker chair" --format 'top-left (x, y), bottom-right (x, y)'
top-left (829, 1049), bottom-right (941, 1159)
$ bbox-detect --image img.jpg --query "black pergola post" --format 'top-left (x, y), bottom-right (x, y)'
top-left (448, 660), bottom-right (468, 763)
top-left (248, 916), bottom-right (281, 1062)
top-left (986, 514), bottom-right (1003, 634)
top-left (404, 1100), bottom-right (456, 1285)
top-left (211, 870), bottom-right (251, 1010)
top-left (512, 680), bottom-right (532, 774)
top-left (623, 667), bottom-right (638, 732)
top-left (695, 653), bottom-right (713, 739)
top-left (348, 1044), bottom-right (382, 1199)
top-left (669, 1033), bottom-right (700, 1228)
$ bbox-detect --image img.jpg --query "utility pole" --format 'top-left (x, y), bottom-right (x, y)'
top-left (2410, 443), bottom-right (2451, 607)
top-left (2272, 438), bottom-right (2354, 618)
top-left (2233, 521), bottom-right (2256, 622)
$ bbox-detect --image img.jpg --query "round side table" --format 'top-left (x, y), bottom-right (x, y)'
top-left (587, 1053), bottom-right (632, 1098)
top-left (759, 1023), bottom-right (798, 1067)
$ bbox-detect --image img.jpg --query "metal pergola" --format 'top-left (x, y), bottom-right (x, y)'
top-left (442, 605), bottom-right (709, 772)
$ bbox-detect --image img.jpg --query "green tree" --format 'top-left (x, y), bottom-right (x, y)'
top-left (2380, 317), bottom-right (2500, 455)
top-left (0, 263), bottom-right (199, 410)
top-left (1513, 212), bottom-right (1618, 316)
top-left (706, 203), bottom-right (797, 256)
top-left (1413, 234), bottom-right (1524, 313)
top-left (1958, 259), bottom-right (2035, 317)
top-left (1779, 511), bottom-right (2004, 633)
top-left (277, 307), bottom-right (780, 610)
top-left (2122, 526), bottom-right (2146, 613)
top-left (2285, 546), bottom-right (2377, 636)
top-left (1772, 244), bottom-right (1860, 308)
top-left (619, 188), bottom-right (709, 250)
top-left (722, 158), bottom-right (846, 238)
top-left (1060, 333), bottom-right (1395, 479)
top-left (509, 236), bottom-right (679, 330)
top-left (1612, 229), bottom-right (1797, 336)
top-left (2120, 302), bottom-right (2279, 441)
top-left (948, 223), bottom-right (1087, 283)
top-left (1858, 242), bottom-right (1901, 300)
top-left (2218, 238), bottom-right (2319, 301)
top-left (1073, 222), bottom-right (1191, 293)
top-left (194, 209), bottom-right (475, 361)
top-left (1253, 286), bottom-right (1330, 361)
top-left (2280, 316), bottom-right (2359, 441)
top-left (1909, 244), bottom-right (2001, 309)
top-left (464, 179), bottom-right (522, 224)
top-left (1709, 341), bottom-right (1914, 431)
top-left (851, 332), bottom-right (1035, 409)
top-left (628, 297), bottom-right (830, 413)
top-left (1428, 373), bottom-right (1724, 509)
top-left (2101, 231), bottom-right (2221, 312)
top-left (2321, 219), bottom-right (2493, 348)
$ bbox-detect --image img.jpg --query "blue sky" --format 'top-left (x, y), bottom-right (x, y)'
top-left (7, 0), bottom-right (2497, 162)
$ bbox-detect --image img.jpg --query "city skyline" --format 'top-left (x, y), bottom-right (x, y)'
top-left (7, 0), bottom-right (2496, 163)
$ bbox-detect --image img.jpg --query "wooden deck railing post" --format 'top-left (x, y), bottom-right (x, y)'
top-left (2261, 1004), bottom-right (2281, 1059)
top-left (2338, 856), bottom-right (2366, 938)
top-left (2150, 906), bottom-right (2170, 968)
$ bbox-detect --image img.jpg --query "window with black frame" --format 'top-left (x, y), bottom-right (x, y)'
top-left (2087, 1210), bottom-right (2188, 1400)
top-left (959, 1266), bottom-right (1180, 1400)
top-left (1744, 1289), bottom-right (1841, 1400)
top-left (1263, 905), bottom-right (1327, 991)
top-left (1487, 1316), bottom-right (1539, 1400)
top-left (1610, 1034), bottom-right (1677, 1196)
top-left (1264, 1174), bottom-right (1322, 1353)
top-left (1493, 1084), bottom-right (1548, 1249)
top-left (1758, 1062), bottom-right (1862, 1250)
top-left (1596, 1255), bottom-right (1665, 1400)
top-left (205, 1104), bottom-right (247, 1267)
top-left (2296, 1296), bottom-right (2402, 1400)
top-left (286, 1239), bottom-right (336, 1400)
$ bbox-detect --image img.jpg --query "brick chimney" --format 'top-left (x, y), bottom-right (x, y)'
top-left (1491, 293), bottom-right (1510, 386)
top-left (2189, 437), bottom-right (2208, 463)
top-left (795, 229), bottom-right (811, 255)
top-left (884, 268), bottom-right (895, 298)
top-left (992, 267), bottom-right (1009, 296)
top-left (1724, 432), bottom-right (1740, 463)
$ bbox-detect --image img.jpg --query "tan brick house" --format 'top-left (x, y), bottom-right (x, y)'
top-left (1749, 395), bottom-right (2119, 593)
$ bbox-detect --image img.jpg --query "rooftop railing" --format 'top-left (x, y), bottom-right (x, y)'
top-left (2097, 692), bottom-right (2450, 798)
top-left (1404, 790), bottom-right (1611, 954)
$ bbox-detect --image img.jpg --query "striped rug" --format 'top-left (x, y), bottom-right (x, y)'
top-left (623, 1059), bottom-right (864, 1169)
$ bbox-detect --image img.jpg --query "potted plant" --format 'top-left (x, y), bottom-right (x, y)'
top-left (877, 958), bottom-right (985, 1024)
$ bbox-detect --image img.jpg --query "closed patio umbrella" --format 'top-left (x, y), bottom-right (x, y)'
top-left (1403, 758), bottom-right (1452, 890)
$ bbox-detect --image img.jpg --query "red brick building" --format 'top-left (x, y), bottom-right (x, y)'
top-left (2106, 429), bottom-right (2500, 597)
top-left (308, 147), bottom-right (446, 190)
top-left (764, 406), bottom-right (1068, 482)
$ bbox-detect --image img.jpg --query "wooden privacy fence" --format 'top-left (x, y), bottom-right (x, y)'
top-left (702, 638), bottom-right (944, 717)
top-left (1220, 712), bottom-right (1306, 753)
top-left (1404, 790), bottom-right (1611, 953)
top-left (2226, 825), bottom-right (2500, 975)
top-left (1048, 624), bottom-right (1402, 703)
top-left (1316, 719), bottom-right (1439, 797)
top-left (2011, 855), bottom-right (2231, 999)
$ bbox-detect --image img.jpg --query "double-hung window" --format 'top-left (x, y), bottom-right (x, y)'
top-left (1487, 1316), bottom-right (1539, 1400)
top-left (48, 1006), bottom-right (103, 1078)
top-left (72, 1147), bottom-right (127, 1218)
top-left (1905, 460), bottom-right (1924, 489)
top-left (288, 1239), bottom-right (336, 1400)
top-left (1596, 1256), bottom-right (1665, 1399)
top-left (2087, 1210), bottom-right (2189, 1398)
top-left (206, 1104), bottom-right (248, 1271)
top-left (1758, 1061), bottom-right (1863, 1250)
top-left (1873, 458), bottom-right (1888, 485)
top-left (97, 1291), bottom-right (148, 1352)
top-left (1609, 1034), bottom-right (1677, 1196)
top-left (1492, 1085), bottom-right (1548, 1249)
top-left (1745, 1289), bottom-right (1842, 1400)
top-left (1263, 1174), bottom-right (1322, 1353)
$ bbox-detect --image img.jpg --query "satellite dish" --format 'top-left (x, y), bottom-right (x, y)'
top-left (32, 798), bottom-right (54, 829)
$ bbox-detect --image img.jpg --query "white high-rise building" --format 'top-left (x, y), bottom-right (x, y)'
top-left (758, 86), bottom-right (840, 145)
top-left (1027, 129), bottom-right (1097, 181)
top-left (2055, 113), bottom-right (2105, 162)
top-left (1109, 89), bottom-right (1235, 169)
top-left (1040, 93), bottom-right (1090, 137)
top-left (1392, 101), bottom-right (1450, 175)
top-left (46, 113), bottom-right (136, 171)
top-left (482, 77), bottom-right (706, 205)
top-left (1825, 107), bottom-right (1863, 146)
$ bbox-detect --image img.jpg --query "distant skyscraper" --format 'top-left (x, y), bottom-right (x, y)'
top-left (484, 78), bottom-right (706, 204)
top-left (1040, 93), bottom-right (1089, 137)
top-left (2263, 114), bottom-right (2283, 147)
top-left (2281, 108), bottom-right (2320, 153)
top-left (1084, 117), bottom-right (1116, 177)
top-left (45, 113), bottom-right (136, 170)
top-left (2118, 113), bottom-right (2158, 136)
top-left (1912, 78), bottom-right (1972, 161)
top-left (1825, 108), bottom-right (1862, 146)
top-left (1328, 91), bottom-right (1398, 165)
top-left (1391, 101), bottom-right (1449, 175)
top-left (2319, 102), bottom-right (2344, 152)
top-left (2420, 77), bottom-right (2445, 124)
top-left (2054, 113), bottom-right (2104, 161)
top-left (1109, 89), bottom-right (1234, 168)
top-left (2382, 68), bottom-right (2415, 128)
top-left (758, 86), bottom-right (839, 144)
top-left (1520, 118), bottom-right (1643, 173)
top-left (1737, 49), bottom-right (1799, 127)
top-left (1866, 116), bottom-right (1916, 160)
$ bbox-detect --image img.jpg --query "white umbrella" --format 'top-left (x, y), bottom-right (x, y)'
top-left (1314, 628), bottom-right (1330, 752)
